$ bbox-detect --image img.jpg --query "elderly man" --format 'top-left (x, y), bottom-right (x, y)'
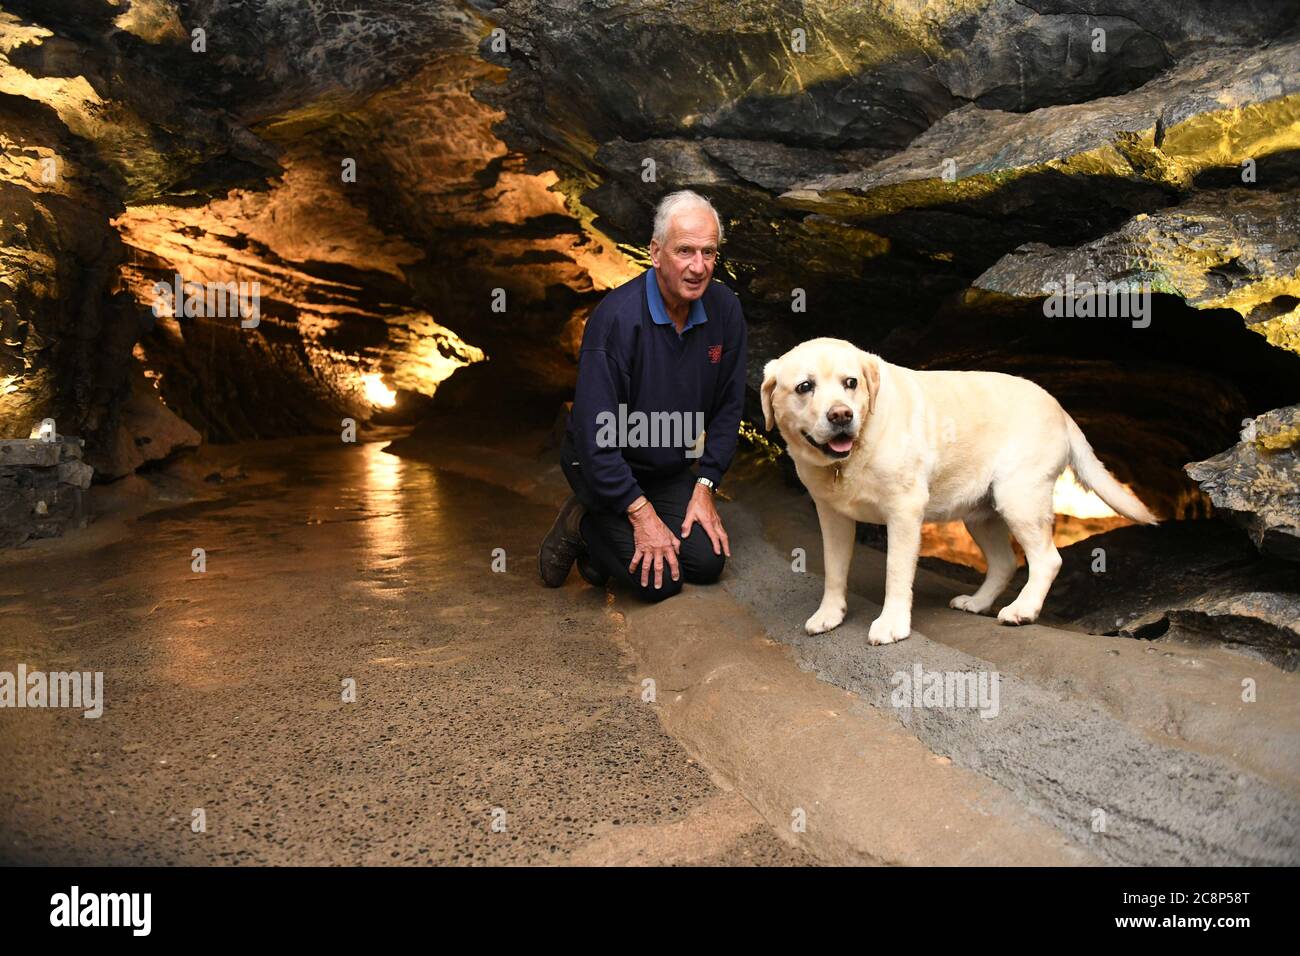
top-left (538, 190), bottom-right (748, 601)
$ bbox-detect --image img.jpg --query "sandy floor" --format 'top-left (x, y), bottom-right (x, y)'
top-left (0, 437), bottom-right (808, 865)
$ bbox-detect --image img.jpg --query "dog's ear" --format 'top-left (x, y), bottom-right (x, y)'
top-left (858, 350), bottom-right (881, 416)
top-left (760, 358), bottom-right (780, 431)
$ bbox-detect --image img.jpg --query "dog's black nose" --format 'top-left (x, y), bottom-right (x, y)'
top-left (827, 404), bottom-right (854, 426)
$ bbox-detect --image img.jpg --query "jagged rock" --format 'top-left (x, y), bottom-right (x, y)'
top-left (973, 189), bottom-right (1300, 338)
top-left (1047, 521), bottom-right (1300, 670)
top-left (780, 39), bottom-right (1300, 262)
top-left (1186, 405), bottom-right (1300, 562)
top-left (788, 37), bottom-right (1300, 195)
top-left (481, 0), bottom-right (1293, 156)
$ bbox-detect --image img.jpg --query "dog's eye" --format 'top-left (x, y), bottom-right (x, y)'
top-left (795, 381), bottom-right (814, 395)
top-left (844, 378), bottom-right (857, 390)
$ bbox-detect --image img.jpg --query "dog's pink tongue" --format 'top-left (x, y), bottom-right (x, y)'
top-left (828, 435), bottom-right (854, 453)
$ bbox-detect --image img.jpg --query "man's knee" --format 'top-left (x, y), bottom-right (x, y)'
top-left (630, 575), bottom-right (683, 603)
top-left (683, 538), bottom-right (726, 585)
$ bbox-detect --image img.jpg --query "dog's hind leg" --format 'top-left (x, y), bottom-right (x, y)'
top-left (994, 481), bottom-right (1061, 625)
top-left (949, 512), bottom-right (1016, 615)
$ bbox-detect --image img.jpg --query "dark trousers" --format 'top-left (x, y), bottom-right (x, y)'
top-left (560, 434), bottom-right (725, 602)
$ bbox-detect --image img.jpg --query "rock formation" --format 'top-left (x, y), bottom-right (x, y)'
top-left (1187, 405), bottom-right (1300, 562)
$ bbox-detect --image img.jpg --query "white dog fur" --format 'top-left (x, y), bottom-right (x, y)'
top-left (761, 338), bottom-right (1157, 645)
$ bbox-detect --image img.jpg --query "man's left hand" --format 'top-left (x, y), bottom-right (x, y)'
top-left (681, 482), bottom-right (730, 557)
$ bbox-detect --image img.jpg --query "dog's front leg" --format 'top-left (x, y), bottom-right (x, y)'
top-left (805, 499), bottom-right (857, 635)
top-left (870, 507), bottom-right (924, 645)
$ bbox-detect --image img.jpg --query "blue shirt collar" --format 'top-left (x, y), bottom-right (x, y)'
top-left (646, 267), bottom-right (708, 333)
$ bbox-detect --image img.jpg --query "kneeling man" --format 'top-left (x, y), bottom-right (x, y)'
top-left (538, 190), bottom-right (748, 600)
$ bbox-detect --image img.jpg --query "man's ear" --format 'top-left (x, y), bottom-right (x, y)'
top-left (858, 350), bottom-right (881, 416)
top-left (761, 359), bottom-right (780, 431)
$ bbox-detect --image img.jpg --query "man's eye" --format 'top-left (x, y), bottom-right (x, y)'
top-left (845, 378), bottom-right (857, 389)
top-left (795, 381), bottom-right (814, 395)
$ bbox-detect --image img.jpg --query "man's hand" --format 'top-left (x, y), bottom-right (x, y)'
top-left (628, 501), bottom-right (681, 589)
top-left (681, 482), bottom-right (731, 557)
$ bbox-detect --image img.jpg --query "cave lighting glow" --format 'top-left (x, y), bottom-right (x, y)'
top-left (1052, 469), bottom-right (1119, 519)
top-left (360, 373), bottom-right (397, 408)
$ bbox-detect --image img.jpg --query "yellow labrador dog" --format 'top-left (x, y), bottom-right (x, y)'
top-left (761, 338), bottom-right (1156, 645)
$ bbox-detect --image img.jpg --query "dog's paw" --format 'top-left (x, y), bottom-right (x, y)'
top-left (804, 602), bottom-right (846, 635)
top-left (949, 594), bottom-right (992, 615)
top-left (868, 611), bottom-right (911, 645)
top-left (996, 600), bottom-right (1040, 626)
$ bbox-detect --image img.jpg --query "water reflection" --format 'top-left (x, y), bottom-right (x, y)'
top-left (360, 441), bottom-right (410, 577)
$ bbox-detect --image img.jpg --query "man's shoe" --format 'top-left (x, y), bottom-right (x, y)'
top-left (575, 550), bottom-right (608, 589)
top-left (538, 495), bottom-right (586, 587)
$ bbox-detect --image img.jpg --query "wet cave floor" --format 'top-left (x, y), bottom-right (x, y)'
top-left (0, 436), bottom-right (808, 865)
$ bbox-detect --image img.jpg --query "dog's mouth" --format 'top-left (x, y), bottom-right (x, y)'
top-left (803, 430), bottom-right (856, 459)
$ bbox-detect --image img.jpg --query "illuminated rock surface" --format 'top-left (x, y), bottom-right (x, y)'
top-left (1187, 405), bottom-right (1300, 562)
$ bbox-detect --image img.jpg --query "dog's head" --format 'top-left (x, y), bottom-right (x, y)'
top-left (761, 338), bottom-right (881, 465)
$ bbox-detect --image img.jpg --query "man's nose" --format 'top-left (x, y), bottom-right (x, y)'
top-left (827, 404), bottom-right (854, 426)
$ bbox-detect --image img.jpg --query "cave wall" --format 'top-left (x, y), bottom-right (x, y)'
top-left (1, 0), bottom-right (636, 463)
top-left (1, 0), bottom-right (280, 471)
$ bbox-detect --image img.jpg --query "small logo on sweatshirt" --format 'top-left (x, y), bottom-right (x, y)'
top-left (707, 345), bottom-right (722, 364)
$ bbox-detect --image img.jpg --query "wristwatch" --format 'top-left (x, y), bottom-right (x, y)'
top-left (696, 476), bottom-right (716, 493)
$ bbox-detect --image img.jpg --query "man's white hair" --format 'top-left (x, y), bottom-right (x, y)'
top-left (652, 190), bottom-right (724, 247)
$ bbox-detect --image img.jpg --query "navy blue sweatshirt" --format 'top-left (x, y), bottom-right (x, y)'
top-left (566, 268), bottom-right (748, 513)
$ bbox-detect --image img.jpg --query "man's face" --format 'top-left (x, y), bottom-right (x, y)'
top-left (649, 208), bottom-right (718, 304)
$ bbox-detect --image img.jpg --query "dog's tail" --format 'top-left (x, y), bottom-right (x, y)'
top-left (1064, 414), bottom-right (1158, 524)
